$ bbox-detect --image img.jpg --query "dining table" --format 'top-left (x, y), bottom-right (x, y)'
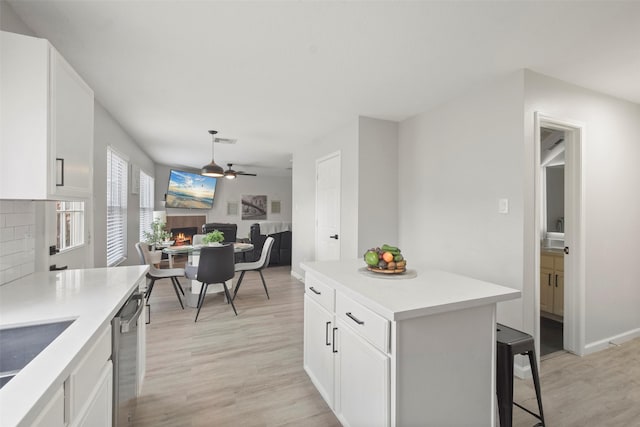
top-left (162, 242), bottom-right (254, 308)
top-left (161, 242), bottom-right (254, 268)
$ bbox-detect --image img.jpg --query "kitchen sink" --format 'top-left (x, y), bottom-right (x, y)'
top-left (0, 319), bottom-right (75, 389)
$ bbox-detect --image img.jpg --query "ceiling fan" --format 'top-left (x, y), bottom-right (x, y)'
top-left (224, 163), bottom-right (257, 180)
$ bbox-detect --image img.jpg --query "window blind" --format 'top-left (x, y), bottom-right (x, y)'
top-left (139, 170), bottom-right (154, 242)
top-left (107, 147), bottom-right (128, 266)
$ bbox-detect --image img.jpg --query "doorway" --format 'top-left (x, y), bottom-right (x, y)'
top-left (534, 113), bottom-right (585, 358)
top-left (315, 151), bottom-right (341, 262)
top-left (539, 126), bottom-right (565, 356)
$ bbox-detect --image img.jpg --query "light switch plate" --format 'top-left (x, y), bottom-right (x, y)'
top-left (498, 198), bottom-right (509, 214)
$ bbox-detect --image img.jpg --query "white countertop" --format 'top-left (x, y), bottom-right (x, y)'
top-left (301, 260), bottom-right (520, 321)
top-left (0, 266), bottom-right (148, 427)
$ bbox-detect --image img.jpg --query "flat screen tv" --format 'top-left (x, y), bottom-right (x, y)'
top-left (165, 169), bottom-right (217, 209)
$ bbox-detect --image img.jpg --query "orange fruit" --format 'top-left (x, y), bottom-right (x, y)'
top-left (382, 252), bottom-right (394, 263)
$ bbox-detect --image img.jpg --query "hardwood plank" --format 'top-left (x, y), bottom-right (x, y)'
top-left (134, 265), bottom-right (640, 426)
top-left (133, 266), bottom-right (339, 427)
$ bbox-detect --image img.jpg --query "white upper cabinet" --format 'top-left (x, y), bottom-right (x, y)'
top-left (0, 31), bottom-right (94, 200)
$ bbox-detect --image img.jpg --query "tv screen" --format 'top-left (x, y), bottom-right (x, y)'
top-left (166, 169), bottom-right (217, 209)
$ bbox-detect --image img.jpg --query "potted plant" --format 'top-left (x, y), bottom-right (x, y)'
top-left (202, 229), bottom-right (225, 246)
top-left (143, 220), bottom-right (172, 250)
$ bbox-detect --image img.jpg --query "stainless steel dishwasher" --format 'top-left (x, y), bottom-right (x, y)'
top-left (112, 290), bottom-right (144, 426)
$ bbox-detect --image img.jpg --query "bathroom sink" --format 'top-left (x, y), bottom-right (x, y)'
top-left (0, 319), bottom-right (75, 389)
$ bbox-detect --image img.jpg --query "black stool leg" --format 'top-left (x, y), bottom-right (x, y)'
top-left (496, 343), bottom-right (514, 427)
top-left (527, 350), bottom-right (546, 426)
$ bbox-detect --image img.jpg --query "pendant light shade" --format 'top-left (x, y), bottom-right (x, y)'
top-left (201, 130), bottom-right (225, 177)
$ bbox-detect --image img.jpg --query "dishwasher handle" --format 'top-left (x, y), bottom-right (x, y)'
top-left (120, 293), bottom-right (144, 334)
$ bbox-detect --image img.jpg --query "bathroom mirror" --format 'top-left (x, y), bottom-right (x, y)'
top-left (541, 127), bottom-right (565, 239)
top-left (545, 165), bottom-right (564, 232)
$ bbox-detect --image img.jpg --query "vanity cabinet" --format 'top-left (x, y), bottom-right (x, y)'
top-left (0, 31), bottom-right (94, 200)
top-left (540, 251), bottom-right (564, 317)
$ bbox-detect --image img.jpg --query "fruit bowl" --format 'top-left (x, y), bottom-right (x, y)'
top-left (363, 244), bottom-right (407, 274)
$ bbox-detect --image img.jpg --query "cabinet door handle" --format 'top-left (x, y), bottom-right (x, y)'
top-left (309, 286), bottom-right (321, 295)
top-left (548, 273), bottom-right (551, 286)
top-left (346, 312), bottom-right (365, 325)
top-left (56, 158), bottom-right (64, 186)
top-left (332, 327), bottom-right (338, 353)
top-left (555, 274), bottom-right (558, 287)
top-left (325, 321), bottom-right (331, 346)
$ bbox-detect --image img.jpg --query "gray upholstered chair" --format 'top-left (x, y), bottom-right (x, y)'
top-left (232, 236), bottom-right (275, 301)
top-left (135, 242), bottom-right (185, 309)
top-left (191, 245), bottom-right (237, 321)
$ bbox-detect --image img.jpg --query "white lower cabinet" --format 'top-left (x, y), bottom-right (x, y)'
top-left (335, 319), bottom-right (389, 427)
top-left (303, 296), bottom-right (335, 406)
top-left (303, 268), bottom-right (499, 426)
top-left (303, 273), bottom-right (390, 427)
top-left (66, 324), bottom-right (112, 427)
top-left (73, 361), bottom-right (112, 427)
top-left (31, 385), bottom-right (65, 427)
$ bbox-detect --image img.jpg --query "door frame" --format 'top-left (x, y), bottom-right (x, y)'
top-left (315, 151), bottom-right (341, 262)
top-left (534, 112), bottom-right (586, 356)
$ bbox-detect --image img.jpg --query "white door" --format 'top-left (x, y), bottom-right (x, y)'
top-left (315, 152), bottom-right (341, 261)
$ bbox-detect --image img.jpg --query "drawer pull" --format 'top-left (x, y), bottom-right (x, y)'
top-left (555, 274), bottom-right (558, 288)
top-left (346, 312), bottom-right (365, 325)
top-left (332, 327), bottom-right (338, 353)
top-left (309, 286), bottom-right (321, 295)
top-left (325, 321), bottom-right (331, 346)
top-left (548, 273), bottom-right (551, 286)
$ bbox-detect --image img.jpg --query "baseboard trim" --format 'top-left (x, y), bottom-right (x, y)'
top-left (584, 328), bottom-right (640, 355)
top-left (291, 270), bottom-right (304, 282)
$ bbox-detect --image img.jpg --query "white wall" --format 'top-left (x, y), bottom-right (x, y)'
top-left (93, 103), bottom-right (156, 267)
top-left (155, 164), bottom-right (292, 239)
top-left (292, 120), bottom-right (359, 277)
top-left (398, 71), bottom-right (526, 328)
top-left (358, 117), bottom-right (399, 256)
top-left (292, 116), bottom-right (399, 278)
top-left (523, 70), bottom-right (640, 350)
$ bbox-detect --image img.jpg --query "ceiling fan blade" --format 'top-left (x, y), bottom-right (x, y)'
top-left (237, 171), bottom-right (257, 176)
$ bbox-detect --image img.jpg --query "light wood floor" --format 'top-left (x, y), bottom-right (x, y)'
top-left (134, 266), bottom-right (640, 426)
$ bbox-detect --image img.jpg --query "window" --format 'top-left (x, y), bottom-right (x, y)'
top-left (107, 147), bottom-right (128, 266)
top-left (139, 170), bottom-right (154, 241)
top-left (56, 201), bottom-right (84, 250)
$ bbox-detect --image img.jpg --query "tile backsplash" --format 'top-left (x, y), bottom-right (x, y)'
top-left (0, 200), bottom-right (36, 285)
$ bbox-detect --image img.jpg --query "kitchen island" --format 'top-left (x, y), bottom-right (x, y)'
top-left (0, 266), bottom-right (148, 427)
top-left (301, 260), bottom-right (520, 427)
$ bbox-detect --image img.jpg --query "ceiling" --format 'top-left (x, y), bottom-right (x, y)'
top-left (7, 1), bottom-right (640, 175)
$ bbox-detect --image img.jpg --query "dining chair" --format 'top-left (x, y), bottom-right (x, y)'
top-left (194, 244), bottom-right (237, 321)
top-left (232, 236), bottom-right (275, 301)
top-left (135, 242), bottom-right (185, 310)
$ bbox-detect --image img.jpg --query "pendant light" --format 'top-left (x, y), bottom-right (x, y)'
top-left (224, 163), bottom-right (237, 180)
top-left (201, 130), bottom-right (225, 177)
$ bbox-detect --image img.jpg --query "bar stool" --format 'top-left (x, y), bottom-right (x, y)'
top-left (496, 323), bottom-right (546, 427)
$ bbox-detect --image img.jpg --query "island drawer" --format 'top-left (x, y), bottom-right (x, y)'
top-left (336, 293), bottom-right (389, 353)
top-left (305, 274), bottom-right (335, 312)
